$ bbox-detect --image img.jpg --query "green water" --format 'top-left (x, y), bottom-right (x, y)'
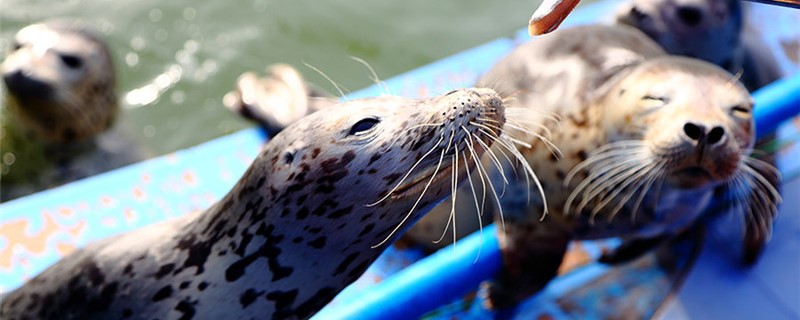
top-left (1, 0), bottom-right (542, 156)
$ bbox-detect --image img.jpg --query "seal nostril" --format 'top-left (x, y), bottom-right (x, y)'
top-left (676, 6), bottom-right (703, 27)
top-left (683, 123), bottom-right (703, 141)
top-left (707, 126), bottom-right (725, 144)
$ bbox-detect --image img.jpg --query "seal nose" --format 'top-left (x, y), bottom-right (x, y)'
top-left (3, 69), bottom-right (53, 99)
top-left (683, 122), bottom-right (725, 145)
top-left (676, 6), bottom-right (704, 27)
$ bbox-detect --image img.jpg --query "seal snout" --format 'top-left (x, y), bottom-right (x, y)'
top-left (2, 69), bottom-right (54, 100)
top-left (682, 122), bottom-right (725, 146)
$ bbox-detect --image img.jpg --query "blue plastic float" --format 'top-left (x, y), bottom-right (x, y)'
top-left (1, 0), bottom-right (798, 319)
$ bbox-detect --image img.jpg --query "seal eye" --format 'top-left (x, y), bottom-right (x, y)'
top-left (731, 105), bottom-right (752, 119)
top-left (642, 95), bottom-right (669, 108)
top-left (348, 118), bottom-right (380, 136)
top-left (60, 54), bottom-right (83, 69)
top-left (12, 41), bottom-right (22, 51)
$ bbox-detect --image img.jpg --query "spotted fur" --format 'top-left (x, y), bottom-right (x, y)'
top-left (0, 88), bottom-right (506, 319)
top-left (474, 25), bottom-right (780, 309)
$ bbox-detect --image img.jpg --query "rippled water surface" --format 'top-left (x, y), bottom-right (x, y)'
top-left (2, 0), bottom-right (543, 156)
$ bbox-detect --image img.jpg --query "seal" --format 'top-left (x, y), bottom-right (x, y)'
top-left (614, 0), bottom-right (784, 264)
top-left (1, 21), bottom-right (144, 201)
top-left (473, 25), bottom-right (781, 309)
top-left (0, 87), bottom-right (511, 319)
top-left (223, 64), bottom-right (550, 252)
top-left (614, 0), bottom-right (783, 91)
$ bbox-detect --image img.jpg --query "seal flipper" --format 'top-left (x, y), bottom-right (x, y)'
top-left (482, 220), bottom-right (570, 311)
top-left (223, 64), bottom-right (337, 137)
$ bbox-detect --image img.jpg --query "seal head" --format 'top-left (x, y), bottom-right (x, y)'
top-left (2, 21), bottom-right (117, 144)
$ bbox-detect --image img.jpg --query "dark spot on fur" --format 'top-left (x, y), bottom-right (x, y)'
top-left (176, 236), bottom-right (213, 275)
top-left (383, 172), bottom-right (401, 183)
top-left (82, 259), bottom-right (105, 286)
top-left (556, 170), bottom-right (566, 180)
top-left (327, 206), bottom-right (353, 219)
top-left (577, 150), bottom-right (588, 161)
top-left (226, 224), bottom-right (293, 282)
top-left (308, 227), bottom-right (323, 234)
top-left (367, 168), bottom-right (378, 174)
top-left (359, 223), bottom-right (375, 237)
top-left (240, 288), bottom-right (264, 308)
top-left (360, 212), bottom-right (374, 222)
top-left (308, 236), bottom-right (327, 249)
top-left (154, 263), bottom-right (175, 279)
top-left (296, 207), bottom-right (309, 220)
top-left (235, 231), bottom-right (253, 257)
top-left (122, 308), bottom-right (133, 318)
top-left (265, 289), bottom-right (299, 319)
top-left (334, 252), bottom-right (359, 276)
top-left (179, 281), bottom-right (191, 290)
top-left (123, 263), bottom-right (134, 276)
top-left (293, 236), bottom-right (303, 243)
top-left (368, 153), bottom-right (382, 166)
top-left (311, 147), bottom-right (321, 159)
top-left (152, 285), bottom-right (173, 301)
top-left (198, 282), bottom-right (208, 291)
top-left (175, 299), bottom-right (197, 320)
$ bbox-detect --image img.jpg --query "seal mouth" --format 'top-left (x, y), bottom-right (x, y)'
top-left (675, 166), bottom-right (712, 178)
top-left (391, 162), bottom-right (455, 200)
top-left (670, 166), bottom-right (715, 188)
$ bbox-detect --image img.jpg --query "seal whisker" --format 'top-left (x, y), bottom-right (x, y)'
top-left (451, 147), bottom-right (460, 249)
top-left (349, 56), bottom-right (393, 96)
top-left (461, 147), bottom-right (486, 263)
top-left (492, 133), bottom-right (551, 218)
top-left (462, 126), bottom-right (488, 215)
top-left (433, 132), bottom-right (459, 246)
top-left (598, 160), bottom-right (664, 222)
top-left (466, 131), bottom-right (506, 232)
top-left (628, 160), bottom-right (668, 222)
top-left (473, 129), bottom-right (510, 192)
top-left (368, 134), bottom-right (445, 207)
top-left (577, 159), bottom-right (650, 217)
top-left (302, 61), bottom-right (349, 100)
top-left (372, 148), bottom-right (448, 248)
top-left (565, 141), bottom-right (652, 215)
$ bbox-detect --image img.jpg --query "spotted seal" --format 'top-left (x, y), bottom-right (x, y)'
top-left (1, 21), bottom-right (144, 201)
top-left (473, 25), bottom-right (780, 309)
top-left (614, 0), bottom-right (783, 91)
top-left (0, 87), bottom-right (510, 319)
